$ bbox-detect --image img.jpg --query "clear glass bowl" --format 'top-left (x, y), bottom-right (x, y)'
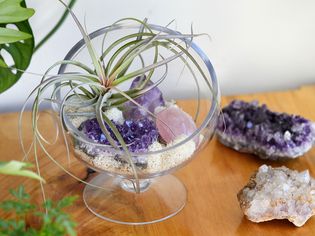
top-left (59, 23), bottom-right (220, 225)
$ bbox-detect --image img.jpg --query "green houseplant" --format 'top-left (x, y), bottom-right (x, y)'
top-left (0, 161), bottom-right (77, 235)
top-left (0, 1), bottom-right (78, 234)
top-left (0, 0), bottom-right (76, 93)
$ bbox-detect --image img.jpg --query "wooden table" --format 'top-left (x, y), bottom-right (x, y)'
top-left (1, 85), bottom-right (315, 235)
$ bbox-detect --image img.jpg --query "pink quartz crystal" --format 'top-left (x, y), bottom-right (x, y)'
top-left (156, 105), bottom-right (197, 143)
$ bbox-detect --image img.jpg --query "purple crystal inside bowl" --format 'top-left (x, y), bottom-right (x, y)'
top-left (123, 75), bottom-right (165, 120)
top-left (78, 117), bottom-right (158, 153)
top-left (217, 100), bottom-right (315, 160)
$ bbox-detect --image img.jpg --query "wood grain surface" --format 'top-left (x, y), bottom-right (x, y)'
top-left (1, 85), bottom-right (315, 235)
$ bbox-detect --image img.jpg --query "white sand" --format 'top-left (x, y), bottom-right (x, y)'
top-left (74, 135), bottom-right (197, 176)
top-left (66, 98), bottom-right (198, 175)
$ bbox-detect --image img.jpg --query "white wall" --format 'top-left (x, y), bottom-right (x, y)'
top-left (1, 0), bottom-right (315, 112)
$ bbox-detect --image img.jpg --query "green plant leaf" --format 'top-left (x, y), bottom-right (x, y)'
top-left (35, 0), bottom-right (77, 52)
top-left (0, 186), bottom-right (77, 236)
top-left (0, 0), bottom-right (34, 93)
top-left (0, 186), bottom-right (35, 216)
top-left (0, 27), bottom-right (31, 43)
top-left (0, 160), bottom-right (45, 182)
top-left (0, 20), bottom-right (34, 93)
top-left (0, 0), bottom-right (34, 23)
top-left (57, 0), bottom-right (106, 83)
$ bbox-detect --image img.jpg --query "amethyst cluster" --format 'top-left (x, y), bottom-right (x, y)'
top-left (217, 100), bottom-right (315, 160)
top-left (79, 117), bottom-right (158, 153)
top-left (123, 75), bottom-right (165, 120)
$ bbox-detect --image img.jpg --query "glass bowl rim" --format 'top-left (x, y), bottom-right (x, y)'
top-left (58, 23), bottom-right (220, 156)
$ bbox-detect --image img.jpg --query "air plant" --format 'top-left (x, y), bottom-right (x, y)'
top-left (18, 0), bottom-right (214, 198)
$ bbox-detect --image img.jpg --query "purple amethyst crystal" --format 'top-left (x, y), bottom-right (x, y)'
top-left (217, 100), bottom-right (315, 160)
top-left (79, 117), bottom-right (158, 153)
top-left (123, 75), bottom-right (165, 120)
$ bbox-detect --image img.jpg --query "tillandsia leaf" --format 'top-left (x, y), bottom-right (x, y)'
top-left (69, 81), bottom-right (94, 98)
top-left (101, 114), bottom-right (140, 193)
top-left (143, 36), bottom-right (212, 121)
top-left (100, 31), bottom-right (203, 65)
top-left (100, 17), bottom-right (153, 60)
top-left (111, 86), bottom-right (175, 137)
top-left (100, 17), bottom-right (152, 68)
top-left (104, 39), bottom-right (141, 76)
top-left (34, 109), bottom-right (60, 146)
top-left (95, 94), bottom-right (119, 149)
top-left (115, 18), bottom-right (149, 78)
top-left (46, 60), bottom-right (96, 76)
top-left (19, 75), bottom-right (98, 158)
top-left (112, 49), bottom-right (184, 86)
top-left (108, 28), bottom-right (170, 77)
top-left (32, 105), bottom-right (47, 205)
top-left (40, 59), bottom-right (101, 100)
top-left (23, 99), bottom-right (120, 193)
top-left (100, 32), bottom-right (153, 62)
top-left (107, 39), bottom-right (162, 85)
top-left (108, 36), bottom-right (161, 81)
top-left (107, 39), bottom-right (150, 78)
top-left (51, 81), bottom-right (94, 103)
top-left (53, 81), bottom-right (141, 191)
top-left (108, 22), bottom-right (192, 84)
top-left (100, 31), bottom-right (199, 64)
top-left (161, 34), bottom-right (214, 120)
top-left (108, 59), bottom-right (168, 106)
top-left (162, 44), bottom-right (201, 121)
top-left (0, 160), bottom-right (45, 182)
top-left (57, 0), bottom-right (106, 83)
top-left (167, 39), bottom-right (212, 90)
top-left (106, 31), bottom-right (202, 64)
top-left (111, 17), bottom-right (153, 33)
top-left (34, 0), bottom-right (77, 51)
top-left (145, 41), bottom-right (159, 82)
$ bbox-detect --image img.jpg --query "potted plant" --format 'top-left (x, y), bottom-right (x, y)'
top-left (20, 0), bottom-right (220, 225)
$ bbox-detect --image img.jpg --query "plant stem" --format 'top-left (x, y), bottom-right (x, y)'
top-left (34, 0), bottom-right (77, 52)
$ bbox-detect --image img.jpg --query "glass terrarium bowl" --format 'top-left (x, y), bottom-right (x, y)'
top-left (58, 23), bottom-right (220, 225)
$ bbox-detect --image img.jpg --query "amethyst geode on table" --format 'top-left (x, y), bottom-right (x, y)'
top-left (217, 100), bottom-right (315, 160)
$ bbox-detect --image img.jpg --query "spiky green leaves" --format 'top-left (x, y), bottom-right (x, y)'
top-left (0, 185), bottom-right (77, 236)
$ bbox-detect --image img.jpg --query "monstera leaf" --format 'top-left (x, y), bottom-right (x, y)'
top-left (0, 0), bottom-right (34, 93)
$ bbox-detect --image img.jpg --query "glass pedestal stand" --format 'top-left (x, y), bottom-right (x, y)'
top-left (83, 173), bottom-right (187, 225)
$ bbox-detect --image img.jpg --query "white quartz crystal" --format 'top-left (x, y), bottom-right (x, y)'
top-left (238, 165), bottom-right (315, 227)
top-left (104, 107), bottom-right (124, 124)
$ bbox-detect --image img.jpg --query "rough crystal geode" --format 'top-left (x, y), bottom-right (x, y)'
top-left (79, 117), bottom-right (158, 153)
top-left (123, 75), bottom-right (165, 120)
top-left (238, 165), bottom-right (315, 227)
top-left (217, 100), bottom-right (315, 160)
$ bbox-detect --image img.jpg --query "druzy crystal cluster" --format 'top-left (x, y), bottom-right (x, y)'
top-left (238, 165), bottom-right (315, 227)
top-left (79, 118), bottom-right (158, 153)
top-left (217, 100), bottom-right (315, 160)
top-left (123, 75), bottom-right (165, 120)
